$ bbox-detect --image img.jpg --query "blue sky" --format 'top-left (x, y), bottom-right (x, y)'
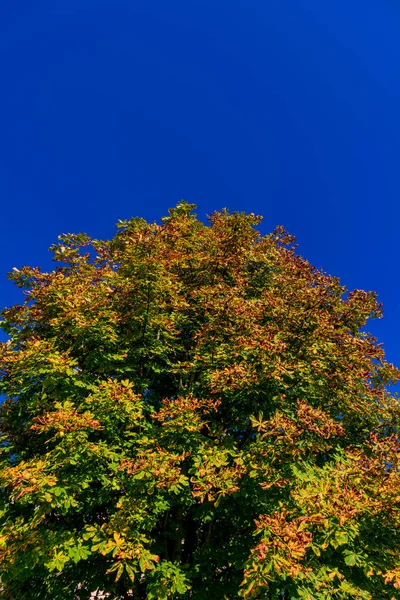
top-left (0, 1), bottom-right (399, 367)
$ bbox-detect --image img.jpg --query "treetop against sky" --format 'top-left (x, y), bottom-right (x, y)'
top-left (0, 204), bottom-right (399, 599)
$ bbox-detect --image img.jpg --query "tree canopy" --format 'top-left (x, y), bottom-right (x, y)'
top-left (0, 202), bottom-right (399, 599)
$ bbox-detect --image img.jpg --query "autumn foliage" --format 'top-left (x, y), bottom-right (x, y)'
top-left (0, 203), bottom-right (399, 599)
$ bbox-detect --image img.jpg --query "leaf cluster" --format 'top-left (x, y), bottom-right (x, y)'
top-left (0, 202), bottom-right (399, 599)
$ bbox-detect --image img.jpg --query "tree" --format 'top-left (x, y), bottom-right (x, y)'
top-left (0, 202), bottom-right (399, 599)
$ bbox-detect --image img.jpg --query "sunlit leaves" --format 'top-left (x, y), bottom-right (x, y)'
top-left (0, 203), bottom-right (399, 598)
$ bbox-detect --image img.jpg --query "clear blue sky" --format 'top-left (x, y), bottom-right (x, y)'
top-left (0, 1), bottom-right (399, 367)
